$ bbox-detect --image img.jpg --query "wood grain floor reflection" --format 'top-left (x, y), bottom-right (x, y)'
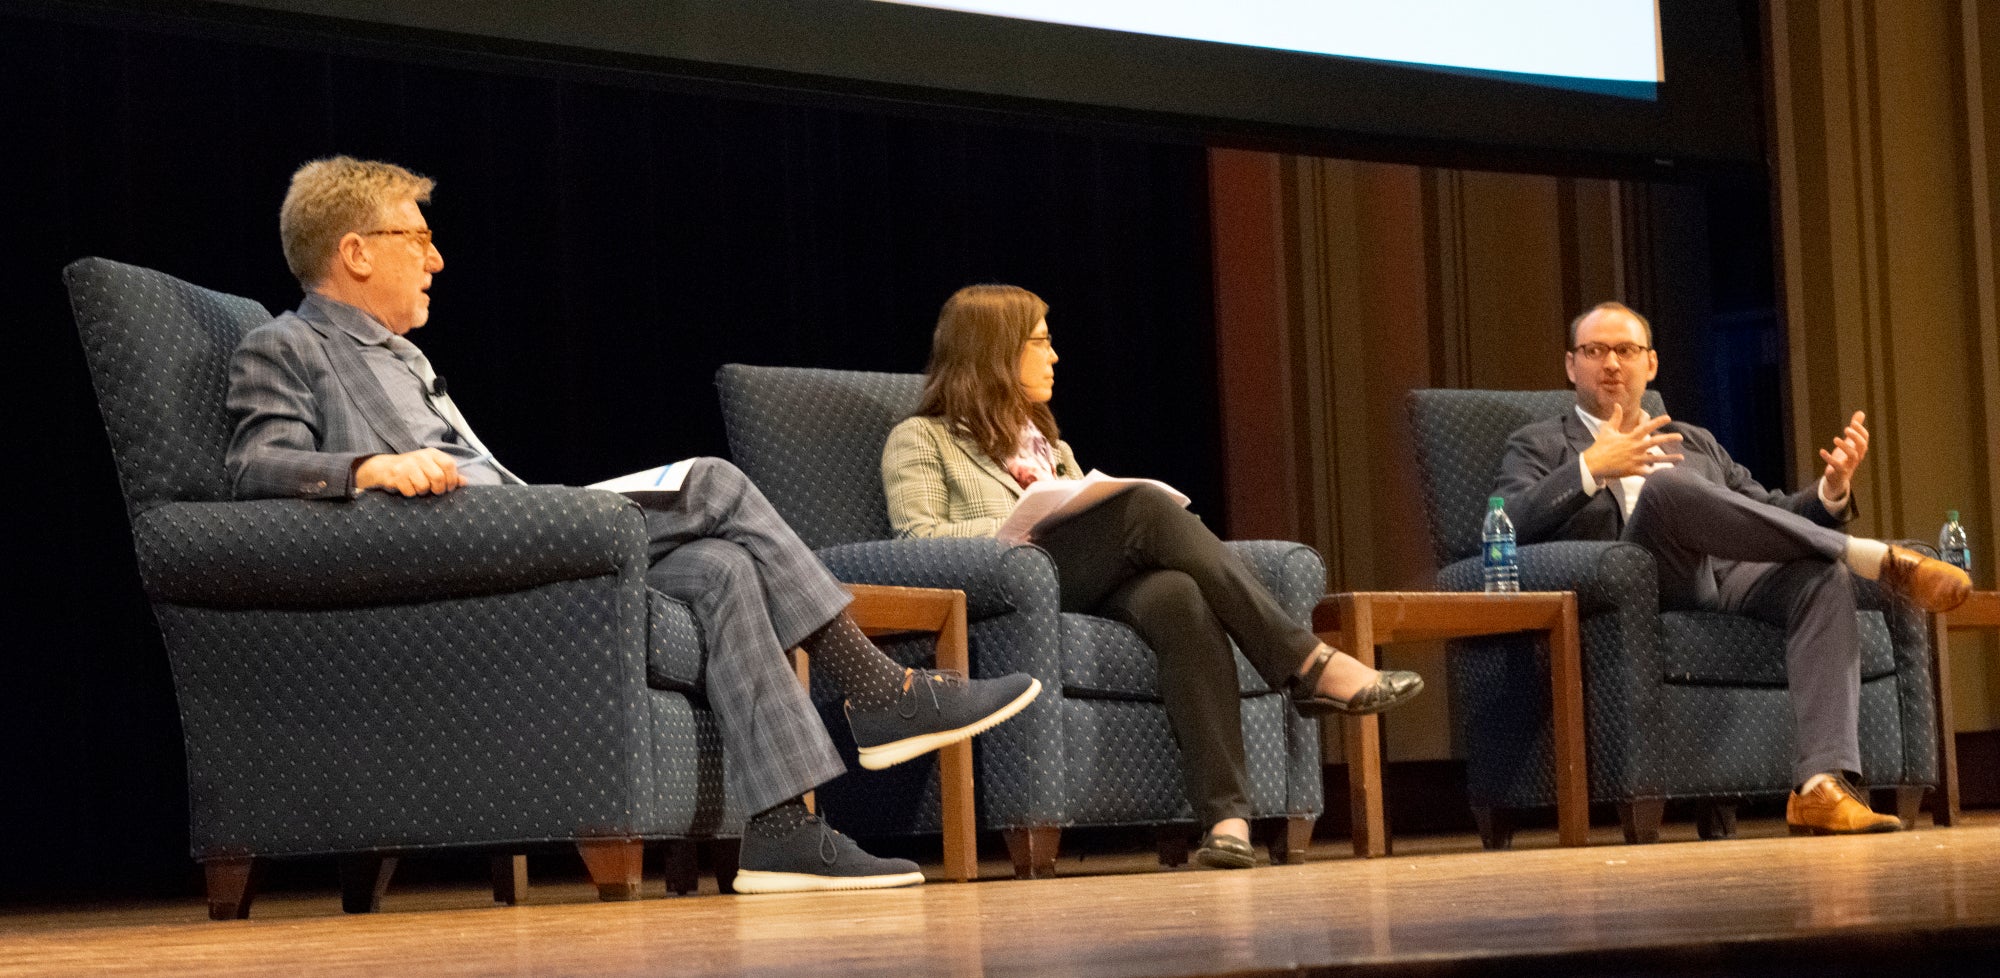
top-left (4, 814), bottom-right (1998, 978)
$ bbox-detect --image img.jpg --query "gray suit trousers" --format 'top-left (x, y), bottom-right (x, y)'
top-left (1623, 467), bottom-right (1860, 782)
top-left (640, 458), bottom-right (851, 815)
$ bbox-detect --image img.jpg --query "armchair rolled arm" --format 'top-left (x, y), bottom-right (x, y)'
top-left (1438, 540), bottom-right (1660, 618)
top-left (135, 485), bottom-right (650, 609)
top-left (1223, 540), bottom-right (1326, 623)
top-left (815, 537), bottom-right (1060, 621)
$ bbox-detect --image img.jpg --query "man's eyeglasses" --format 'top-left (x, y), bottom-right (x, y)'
top-left (361, 227), bottom-right (435, 249)
top-left (1569, 342), bottom-right (1651, 362)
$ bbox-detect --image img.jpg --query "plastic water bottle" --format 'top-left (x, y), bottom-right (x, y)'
top-left (1940, 510), bottom-right (1971, 574)
top-left (1482, 496), bottom-right (1520, 593)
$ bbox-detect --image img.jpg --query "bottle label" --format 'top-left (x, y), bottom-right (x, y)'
top-left (1485, 538), bottom-right (1516, 568)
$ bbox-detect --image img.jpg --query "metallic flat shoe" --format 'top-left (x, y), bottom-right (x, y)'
top-left (1194, 831), bottom-right (1257, 870)
top-left (1291, 648), bottom-right (1426, 717)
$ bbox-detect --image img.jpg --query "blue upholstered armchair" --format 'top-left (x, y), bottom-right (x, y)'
top-left (67, 258), bottom-right (739, 917)
top-left (715, 365), bottom-right (1326, 876)
top-left (1407, 389), bottom-right (1938, 847)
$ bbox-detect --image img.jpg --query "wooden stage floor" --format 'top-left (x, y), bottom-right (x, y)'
top-left (5, 814), bottom-right (1999, 978)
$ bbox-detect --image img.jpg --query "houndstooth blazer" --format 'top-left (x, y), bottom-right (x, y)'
top-left (881, 414), bottom-right (1081, 539)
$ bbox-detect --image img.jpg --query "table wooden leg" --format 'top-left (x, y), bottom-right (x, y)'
top-left (1340, 600), bottom-right (1388, 858)
top-left (933, 598), bottom-right (978, 882)
top-left (1930, 613), bottom-right (1960, 827)
top-left (1548, 593), bottom-right (1590, 847)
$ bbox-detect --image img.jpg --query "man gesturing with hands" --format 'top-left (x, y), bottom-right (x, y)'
top-left (1493, 301), bottom-right (1969, 836)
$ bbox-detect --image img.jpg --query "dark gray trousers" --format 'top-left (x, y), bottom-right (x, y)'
top-left (640, 457), bottom-right (851, 816)
top-left (1033, 485), bottom-right (1321, 826)
top-left (1622, 467), bottom-right (1859, 783)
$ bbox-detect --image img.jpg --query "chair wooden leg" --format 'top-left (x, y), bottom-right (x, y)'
top-left (1696, 800), bottom-right (1739, 840)
top-left (491, 854), bottom-right (527, 905)
top-left (1267, 816), bottom-right (1316, 865)
top-left (708, 839), bottom-right (740, 895)
top-left (662, 841), bottom-right (699, 896)
top-left (1154, 827), bottom-right (1189, 868)
top-left (1471, 807), bottom-right (1516, 851)
top-left (1619, 798), bottom-right (1665, 844)
top-left (1893, 785), bottom-right (1926, 829)
top-left (202, 857), bottom-right (259, 921)
top-left (576, 840), bottom-right (644, 901)
top-left (339, 854), bottom-right (397, 914)
top-left (1003, 826), bottom-right (1061, 879)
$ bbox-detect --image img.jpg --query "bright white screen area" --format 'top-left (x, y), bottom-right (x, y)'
top-left (876, 0), bottom-right (1663, 85)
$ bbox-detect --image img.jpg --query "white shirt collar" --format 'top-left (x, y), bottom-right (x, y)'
top-left (1574, 404), bottom-right (1651, 437)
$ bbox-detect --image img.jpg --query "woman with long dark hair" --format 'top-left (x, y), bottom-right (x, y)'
top-left (882, 283), bottom-right (1423, 868)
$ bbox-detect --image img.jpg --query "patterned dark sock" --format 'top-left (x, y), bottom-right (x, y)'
top-left (801, 613), bottom-right (908, 710)
top-left (747, 798), bottom-right (815, 836)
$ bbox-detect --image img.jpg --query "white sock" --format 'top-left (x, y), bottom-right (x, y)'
top-left (1800, 772), bottom-right (1836, 794)
top-left (1845, 538), bottom-right (1890, 579)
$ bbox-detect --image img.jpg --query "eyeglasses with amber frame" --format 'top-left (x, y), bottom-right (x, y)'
top-left (361, 227), bottom-right (434, 249)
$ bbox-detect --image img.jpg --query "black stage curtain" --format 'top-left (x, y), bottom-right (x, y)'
top-left (0, 10), bottom-right (1219, 899)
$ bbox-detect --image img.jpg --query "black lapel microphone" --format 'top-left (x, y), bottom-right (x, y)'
top-left (431, 377), bottom-right (447, 398)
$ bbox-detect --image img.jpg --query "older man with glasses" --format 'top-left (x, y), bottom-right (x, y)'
top-left (222, 157), bottom-right (1041, 893)
top-left (1491, 301), bottom-right (1970, 836)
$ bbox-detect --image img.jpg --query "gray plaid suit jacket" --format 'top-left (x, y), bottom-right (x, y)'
top-left (224, 293), bottom-right (519, 500)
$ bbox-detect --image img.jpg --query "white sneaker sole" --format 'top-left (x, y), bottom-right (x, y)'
top-left (854, 677), bottom-right (1042, 771)
top-left (732, 869), bottom-right (927, 894)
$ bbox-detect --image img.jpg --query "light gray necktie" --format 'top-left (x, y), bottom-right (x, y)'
top-left (382, 333), bottom-right (524, 484)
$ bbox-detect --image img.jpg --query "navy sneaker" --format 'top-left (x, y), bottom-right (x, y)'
top-left (734, 813), bottom-right (925, 894)
top-left (847, 670), bottom-right (1041, 771)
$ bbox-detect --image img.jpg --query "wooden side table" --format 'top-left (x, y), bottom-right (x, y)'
top-left (1314, 590), bottom-right (1587, 856)
top-left (1928, 590), bottom-right (2000, 827)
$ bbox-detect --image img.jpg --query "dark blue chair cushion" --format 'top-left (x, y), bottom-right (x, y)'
top-left (1659, 610), bottom-right (1897, 686)
top-left (647, 590), bottom-right (704, 692)
top-left (716, 365), bottom-right (920, 550)
top-left (66, 257), bottom-right (272, 514)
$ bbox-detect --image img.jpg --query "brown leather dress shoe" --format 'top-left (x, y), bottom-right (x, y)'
top-left (1877, 545), bottom-right (1971, 613)
top-left (1786, 775), bottom-right (1901, 835)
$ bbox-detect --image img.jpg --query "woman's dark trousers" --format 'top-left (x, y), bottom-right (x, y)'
top-left (1032, 485), bottom-right (1321, 826)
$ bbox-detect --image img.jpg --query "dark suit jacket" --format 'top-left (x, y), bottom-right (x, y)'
top-left (1493, 408), bottom-right (1851, 545)
top-left (225, 294), bottom-right (450, 500)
